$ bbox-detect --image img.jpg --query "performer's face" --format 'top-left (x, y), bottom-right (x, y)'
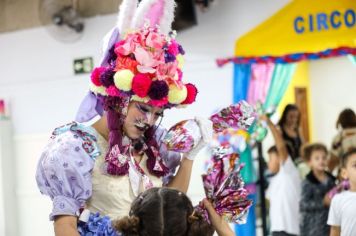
top-left (123, 101), bottom-right (164, 139)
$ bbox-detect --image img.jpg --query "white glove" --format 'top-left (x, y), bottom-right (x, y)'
top-left (186, 117), bottom-right (213, 160)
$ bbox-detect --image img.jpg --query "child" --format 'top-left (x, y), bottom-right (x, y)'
top-left (78, 187), bottom-right (235, 236)
top-left (328, 148), bottom-right (356, 236)
top-left (299, 143), bottom-right (336, 236)
top-left (264, 115), bottom-right (301, 236)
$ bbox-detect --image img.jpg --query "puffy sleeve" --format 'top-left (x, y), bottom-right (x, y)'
top-left (154, 126), bottom-right (182, 186)
top-left (35, 131), bottom-right (95, 220)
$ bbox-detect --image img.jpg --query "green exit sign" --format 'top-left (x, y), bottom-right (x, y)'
top-left (73, 57), bottom-right (93, 74)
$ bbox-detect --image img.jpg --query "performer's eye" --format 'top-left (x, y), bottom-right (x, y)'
top-left (155, 112), bottom-right (164, 117)
top-left (137, 104), bottom-right (150, 113)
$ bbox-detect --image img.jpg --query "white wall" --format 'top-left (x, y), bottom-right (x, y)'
top-left (6, 0), bottom-right (356, 235)
top-left (309, 57), bottom-right (356, 145)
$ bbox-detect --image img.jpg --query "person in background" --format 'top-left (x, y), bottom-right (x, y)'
top-left (264, 115), bottom-right (301, 236)
top-left (299, 143), bottom-right (336, 236)
top-left (329, 109), bottom-right (356, 172)
top-left (278, 104), bottom-right (304, 164)
top-left (328, 148), bottom-right (356, 236)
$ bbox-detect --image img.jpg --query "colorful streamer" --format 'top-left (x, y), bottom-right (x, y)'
top-left (247, 63), bottom-right (275, 105)
top-left (217, 47), bottom-right (356, 67)
top-left (264, 63), bottom-right (296, 109)
top-left (233, 64), bottom-right (251, 102)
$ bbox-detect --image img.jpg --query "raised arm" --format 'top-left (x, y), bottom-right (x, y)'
top-left (163, 117), bottom-right (213, 193)
top-left (261, 115), bottom-right (288, 163)
top-left (166, 158), bottom-right (193, 193)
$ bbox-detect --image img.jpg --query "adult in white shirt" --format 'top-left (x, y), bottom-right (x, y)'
top-left (263, 115), bottom-right (301, 236)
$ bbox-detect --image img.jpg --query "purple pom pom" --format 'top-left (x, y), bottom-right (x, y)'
top-left (178, 45), bottom-right (185, 55)
top-left (100, 68), bottom-right (115, 87)
top-left (164, 52), bottom-right (176, 63)
top-left (148, 80), bottom-right (169, 100)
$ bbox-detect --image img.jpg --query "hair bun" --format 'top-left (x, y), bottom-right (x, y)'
top-left (188, 214), bottom-right (199, 224)
top-left (112, 216), bottom-right (140, 235)
top-left (187, 212), bottom-right (214, 236)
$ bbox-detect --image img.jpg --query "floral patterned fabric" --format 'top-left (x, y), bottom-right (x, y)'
top-left (35, 122), bottom-right (181, 220)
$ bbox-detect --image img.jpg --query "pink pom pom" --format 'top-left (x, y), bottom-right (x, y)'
top-left (182, 83), bottom-right (198, 105)
top-left (148, 96), bottom-right (168, 107)
top-left (91, 67), bottom-right (106, 86)
top-left (106, 85), bottom-right (121, 97)
top-left (132, 73), bottom-right (152, 98)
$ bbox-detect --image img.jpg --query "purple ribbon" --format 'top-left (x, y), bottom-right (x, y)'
top-left (75, 27), bottom-right (121, 123)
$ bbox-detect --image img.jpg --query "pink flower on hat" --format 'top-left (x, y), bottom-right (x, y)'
top-left (115, 57), bottom-right (138, 74)
top-left (115, 33), bottom-right (143, 56)
top-left (135, 47), bottom-right (160, 73)
top-left (146, 31), bottom-right (165, 49)
top-left (156, 61), bottom-right (177, 80)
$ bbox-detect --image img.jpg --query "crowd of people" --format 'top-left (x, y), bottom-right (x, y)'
top-left (265, 105), bottom-right (356, 236)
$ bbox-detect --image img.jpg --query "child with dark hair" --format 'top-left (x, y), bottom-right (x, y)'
top-left (328, 148), bottom-right (356, 236)
top-left (111, 187), bottom-right (235, 236)
top-left (299, 143), bottom-right (336, 236)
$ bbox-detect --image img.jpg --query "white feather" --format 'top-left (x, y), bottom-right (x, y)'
top-left (131, 0), bottom-right (176, 34)
top-left (132, 0), bottom-right (157, 30)
top-left (158, 0), bottom-right (176, 34)
top-left (117, 0), bottom-right (139, 34)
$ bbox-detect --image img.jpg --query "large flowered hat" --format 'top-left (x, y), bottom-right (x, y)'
top-left (89, 0), bottom-right (197, 110)
top-left (75, 0), bottom-right (198, 177)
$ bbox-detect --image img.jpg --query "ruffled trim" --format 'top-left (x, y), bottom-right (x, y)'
top-left (51, 122), bottom-right (101, 161)
top-left (50, 196), bottom-right (82, 221)
top-left (78, 212), bottom-right (120, 236)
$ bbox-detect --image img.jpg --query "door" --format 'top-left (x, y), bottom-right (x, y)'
top-left (295, 87), bottom-right (310, 142)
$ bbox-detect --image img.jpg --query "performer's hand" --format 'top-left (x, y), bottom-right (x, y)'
top-left (203, 199), bottom-right (235, 236)
top-left (186, 117), bottom-right (213, 160)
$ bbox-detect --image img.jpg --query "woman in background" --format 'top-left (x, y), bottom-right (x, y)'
top-left (329, 108), bottom-right (356, 172)
top-left (278, 104), bottom-right (304, 164)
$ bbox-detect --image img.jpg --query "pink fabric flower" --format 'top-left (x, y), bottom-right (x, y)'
top-left (115, 57), bottom-right (138, 73)
top-left (135, 47), bottom-right (160, 73)
top-left (146, 31), bottom-right (165, 49)
top-left (168, 40), bottom-right (180, 55)
top-left (114, 33), bottom-right (143, 56)
top-left (114, 40), bottom-right (134, 56)
top-left (156, 61), bottom-right (178, 80)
